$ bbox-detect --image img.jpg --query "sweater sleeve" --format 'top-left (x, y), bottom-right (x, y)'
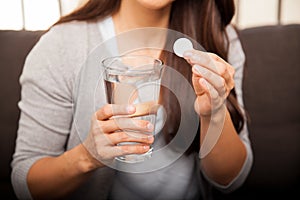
top-left (11, 26), bottom-right (75, 200)
top-left (201, 24), bottom-right (253, 193)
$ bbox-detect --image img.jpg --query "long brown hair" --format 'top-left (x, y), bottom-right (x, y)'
top-left (55, 0), bottom-right (244, 152)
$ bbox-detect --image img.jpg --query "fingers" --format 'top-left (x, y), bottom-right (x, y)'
top-left (198, 78), bottom-right (223, 110)
top-left (100, 118), bottom-right (154, 133)
top-left (183, 50), bottom-right (218, 74)
top-left (96, 131), bottom-right (153, 160)
top-left (96, 102), bottom-right (160, 120)
top-left (107, 131), bottom-right (154, 145)
top-left (87, 103), bottom-right (157, 164)
top-left (199, 78), bottom-right (219, 100)
top-left (183, 50), bottom-right (234, 77)
top-left (96, 104), bottom-right (136, 120)
top-left (184, 50), bottom-right (235, 97)
top-left (94, 143), bottom-right (151, 162)
top-left (193, 65), bottom-right (226, 97)
top-left (183, 50), bottom-right (214, 70)
top-left (128, 101), bottom-right (160, 118)
top-left (113, 144), bottom-right (151, 157)
top-left (90, 121), bottom-right (154, 162)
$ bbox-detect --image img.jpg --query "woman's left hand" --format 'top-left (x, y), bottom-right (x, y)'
top-left (183, 50), bottom-right (235, 117)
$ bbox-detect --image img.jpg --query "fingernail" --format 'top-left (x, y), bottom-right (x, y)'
top-left (147, 123), bottom-right (154, 130)
top-left (143, 145), bottom-right (149, 150)
top-left (148, 135), bottom-right (154, 140)
top-left (127, 105), bottom-right (135, 113)
top-left (183, 51), bottom-right (193, 57)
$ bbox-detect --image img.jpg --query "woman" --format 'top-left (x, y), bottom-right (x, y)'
top-left (11, 0), bottom-right (253, 199)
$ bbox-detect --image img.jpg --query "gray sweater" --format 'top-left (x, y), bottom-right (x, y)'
top-left (11, 19), bottom-right (253, 200)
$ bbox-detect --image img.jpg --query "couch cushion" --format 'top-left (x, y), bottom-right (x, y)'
top-left (0, 30), bottom-right (43, 193)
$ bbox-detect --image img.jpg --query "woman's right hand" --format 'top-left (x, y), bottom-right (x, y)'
top-left (83, 104), bottom-right (154, 168)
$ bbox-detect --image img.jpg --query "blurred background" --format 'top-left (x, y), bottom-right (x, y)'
top-left (0, 0), bottom-right (300, 31)
top-left (0, 1), bottom-right (299, 200)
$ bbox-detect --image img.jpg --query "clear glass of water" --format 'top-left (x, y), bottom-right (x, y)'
top-left (101, 54), bottom-right (163, 163)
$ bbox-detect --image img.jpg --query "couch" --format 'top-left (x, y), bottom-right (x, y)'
top-left (0, 25), bottom-right (299, 199)
top-left (0, 30), bottom-right (44, 199)
top-left (213, 24), bottom-right (300, 199)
